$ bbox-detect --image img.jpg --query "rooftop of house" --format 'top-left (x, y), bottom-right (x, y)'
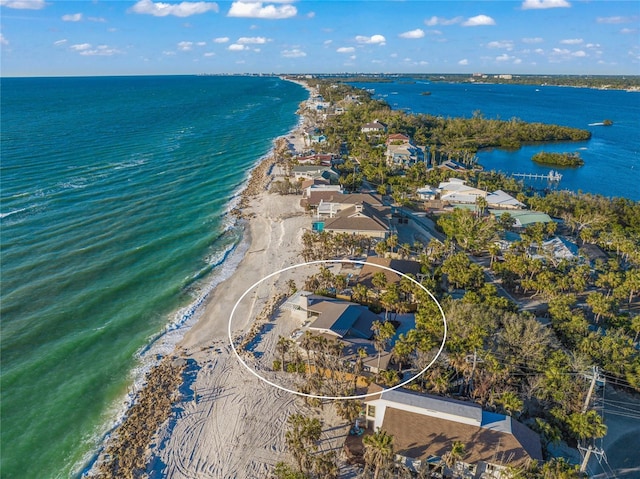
top-left (490, 209), bottom-right (554, 226)
top-left (302, 191), bottom-right (383, 207)
top-left (486, 190), bottom-right (525, 208)
top-left (308, 300), bottom-right (378, 339)
top-left (323, 202), bottom-right (391, 233)
top-left (380, 407), bottom-right (542, 467)
top-left (357, 256), bottom-right (422, 289)
top-left (366, 388), bottom-right (543, 467)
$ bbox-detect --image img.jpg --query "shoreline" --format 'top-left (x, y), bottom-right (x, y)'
top-left (82, 79), bottom-right (313, 478)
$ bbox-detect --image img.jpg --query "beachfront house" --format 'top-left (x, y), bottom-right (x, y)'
top-left (363, 388), bottom-right (543, 478)
top-left (292, 165), bottom-right (340, 183)
top-left (320, 202), bottom-right (391, 239)
top-left (284, 292), bottom-right (392, 373)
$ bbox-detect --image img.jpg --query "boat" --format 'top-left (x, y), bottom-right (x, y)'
top-left (420, 91), bottom-right (432, 96)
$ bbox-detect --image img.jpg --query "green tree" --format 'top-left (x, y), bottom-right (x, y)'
top-left (438, 208), bottom-right (497, 253)
top-left (276, 336), bottom-right (294, 372)
top-left (285, 414), bottom-right (323, 472)
top-left (363, 429), bottom-right (394, 479)
top-left (372, 320), bottom-right (396, 372)
top-left (567, 410), bottom-right (607, 442)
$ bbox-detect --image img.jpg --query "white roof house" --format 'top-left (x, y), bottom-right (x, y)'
top-left (486, 190), bottom-right (525, 209)
top-left (438, 179), bottom-right (486, 204)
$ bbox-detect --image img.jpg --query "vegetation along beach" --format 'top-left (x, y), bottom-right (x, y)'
top-left (1, 1), bottom-right (639, 479)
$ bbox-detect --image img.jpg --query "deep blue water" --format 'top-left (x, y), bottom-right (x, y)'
top-left (0, 75), bottom-right (306, 478)
top-left (352, 79), bottom-right (640, 200)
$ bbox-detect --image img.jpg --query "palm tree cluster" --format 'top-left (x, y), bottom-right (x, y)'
top-left (274, 414), bottom-right (339, 479)
top-left (301, 231), bottom-right (373, 261)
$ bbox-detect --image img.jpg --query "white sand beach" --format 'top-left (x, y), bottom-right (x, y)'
top-left (146, 149), bottom-right (350, 477)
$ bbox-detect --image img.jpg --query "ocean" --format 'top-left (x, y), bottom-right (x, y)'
top-left (0, 75), bottom-right (307, 478)
top-left (352, 79), bottom-right (640, 201)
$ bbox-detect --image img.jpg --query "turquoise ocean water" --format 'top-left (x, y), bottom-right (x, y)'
top-left (352, 79), bottom-right (640, 201)
top-left (0, 75), bottom-right (306, 478)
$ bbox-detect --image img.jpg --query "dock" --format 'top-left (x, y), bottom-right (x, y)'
top-left (512, 170), bottom-right (562, 182)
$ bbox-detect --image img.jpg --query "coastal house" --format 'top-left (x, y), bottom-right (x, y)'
top-left (489, 209), bottom-right (554, 228)
top-left (301, 191), bottom-right (383, 214)
top-left (437, 159), bottom-right (469, 172)
top-left (486, 190), bottom-right (525, 209)
top-left (363, 388), bottom-right (543, 477)
top-left (357, 256), bottom-right (423, 290)
top-left (284, 292), bottom-right (392, 372)
top-left (361, 119), bottom-right (388, 134)
top-left (416, 185), bottom-right (440, 201)
top-left (321, 202), bottom-right (392, 239)
top-left (292, 165), bottom-right (340, 183)
top-left (385, 134), bottom-right (424, 168)
top-left (438, 178), bottom-right (487, 204)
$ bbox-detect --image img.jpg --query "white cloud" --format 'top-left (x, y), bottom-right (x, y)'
top-left (522, 37), bottom-right (543, 44)
top-left (620, 28), bottom-right (637, 35)
top-left (204, 52), bottom-right (215, 57)
top-left (196, 41), bottom-right (206, 46)
top-left (585, 43), bottom-right (600, 49)
top-left (178, 41), bottom-right (193, 51)
top-left (399, 29), bottom-right (425, 39)
top-left (425, 16), bottom-right (462, 26)
top-left (237, 36), bottom-right (268, 44)
top-left (560, 38), bottom-right (582, 45)
top-left (213, 36), bottom-right (229, 43)
top-left (282, 48), bottom-right (306, 58)
top-left (496, 53), bottom-right (513, 62)
top-left (551, 47), bottom-right (570, 55)
top-left (306, 11), bottom-right (315, 19)
top-left (355, 34), bottom-right (386, 45)
top-left (572, 50), bottom-right (586, 57)
top-left (62, 13), bottom-right (83, 22)
top-left (88, 16), bottom-right (107, 22)
top-left (597, 16), bottom-right (633, 24)
top-left (323, 39), bottom-right (332, 46)
top-left (0, 0), bottom-right (46, 9)
top-left (522, 0), bottom-right (570, 9)
top-left (0, 33), bottom-right (8, 45)
top-left (54, 39), bottom-right (67, 46)
top-left (535, 48), bottom-right (544, 54)
top-left (336, 47), bottom-right (355, 53)
top-left (227, 1), bottom-right (296, 19)
top-left (70, 43), bottom-right (92, 51)
top-left (129, 0), bottom-right (219, 17)
top-left (487, 40), bottom-right (514, 50)
top-left (79, 45), bottom-right (121, 56)
top-left (163, 50), bottom-right (176, 55)
top-left (228, 43), bottom-right (248, 51)
top-left (458, 58), bottom-right (469, 65)
top-left (350, 55), bottom-right (356, 60)
top-left (513, 58), bottom-right (522, 64)
top-left (463, 15), bottom-right (496, 27)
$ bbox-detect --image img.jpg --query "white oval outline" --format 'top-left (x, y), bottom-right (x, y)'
top-left (228, 259), bottom-right (447, 400)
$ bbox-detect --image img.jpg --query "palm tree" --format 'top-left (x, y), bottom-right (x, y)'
top-left (387, 234), bottom-right (399, 254)
top-left (475, 195), bottom-right (488, 217)
top-left (363, 429), bottom-right (394, 479)
top-left (276, 336), bottom-right (293, 372)
top-left (372, 320), bottom-right (396, 372)
top-left (442, 440), bottom-right (466, 471)
top-left (300, 331), bottom-right (314, 375)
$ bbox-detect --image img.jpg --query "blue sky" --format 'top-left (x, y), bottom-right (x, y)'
top-left (1, 0), bottom-right (638, 76)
